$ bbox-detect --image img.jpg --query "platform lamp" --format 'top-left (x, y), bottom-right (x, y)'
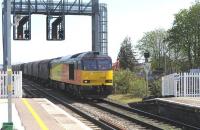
top-left (144, 52), bottom-right (151, 97)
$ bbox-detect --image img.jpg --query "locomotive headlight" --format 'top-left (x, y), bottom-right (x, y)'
top-left (105, 80), bottom-right (112, 83)
top-left (83, 80), bottom-right (90, 83)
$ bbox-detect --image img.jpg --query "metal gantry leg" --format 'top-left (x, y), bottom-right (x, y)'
top-left (99, 3), bottom-right (108, 55)
top-left (92, 0), bottom-right (99, 53)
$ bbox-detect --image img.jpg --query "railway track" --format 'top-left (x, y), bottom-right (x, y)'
top-left (87, 102), bottom-right (174, 130)
top-left (98, 99), bottom-right (200, 130)
top-left (22, 79), bottom-right (200, 130)
top-left (88, 99), bottom-right (200, 130)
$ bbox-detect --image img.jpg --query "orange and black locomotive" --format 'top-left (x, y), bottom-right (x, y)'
top-left (13, 51), bottom-right (113, 98)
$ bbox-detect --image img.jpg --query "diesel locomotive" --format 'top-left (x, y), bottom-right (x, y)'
top-left (13, 51), bottom-right (113, 98)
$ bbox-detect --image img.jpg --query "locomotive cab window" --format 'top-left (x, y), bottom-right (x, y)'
top-left (83, 60), bottom-right (97, 70)
top-left (82, 58), bottom-right (112, 71)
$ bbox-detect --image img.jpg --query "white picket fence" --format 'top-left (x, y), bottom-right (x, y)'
top-left (0, 71), bottom-right (22, 98)
top-left (162, 73), bottom-right (200, 97)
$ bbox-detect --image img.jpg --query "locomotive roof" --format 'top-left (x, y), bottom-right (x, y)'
top-left (51, 51), bottom-right (110, 64)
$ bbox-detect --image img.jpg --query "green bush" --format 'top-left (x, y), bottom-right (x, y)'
top-left (113, 69), bottom-right (133, 94)
top-left (149, 79), bottom-right (162, 97)
top-left (113, 69), bottom-right (147, 97)
top-left (130, 78), bottom-right (147, 97)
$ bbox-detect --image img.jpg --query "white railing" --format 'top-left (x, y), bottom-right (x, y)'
top-left (0, 71), bottom-right (22, 98)
top-left (162, 73), bottom-right (200, 97)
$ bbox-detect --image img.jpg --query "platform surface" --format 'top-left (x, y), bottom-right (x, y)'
top-left (0, 99), bottom-right (24, 130)
top-left (156, 97), bottom-right (200, 109)
top-left (1, 98), bottom-right (92, 130)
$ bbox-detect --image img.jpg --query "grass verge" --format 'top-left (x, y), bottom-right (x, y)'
top-left (107, 94), bottom-right (142, 104)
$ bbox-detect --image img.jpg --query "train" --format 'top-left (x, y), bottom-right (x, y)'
top-left (13, 51), bottom-right (113, 98)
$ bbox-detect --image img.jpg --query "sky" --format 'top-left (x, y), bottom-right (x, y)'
top-left (0, 0), bottom-right (196, 64)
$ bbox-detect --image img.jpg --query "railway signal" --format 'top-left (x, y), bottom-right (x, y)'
top-left (46, 15), bottom-right (65, 40)
top-left (144, 52), bottom-right (150, 62)
top-left (13, 15), bottom-right (31, 40)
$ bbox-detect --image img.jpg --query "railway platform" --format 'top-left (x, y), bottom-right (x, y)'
top-left (130, 97), bottom-right (200, 111)
top-left (129, 97), bottom-right (200, 128)
top-left (156, 97), bottom-right (200, 109)
top-left (0, 98), bottom-right (92, 130)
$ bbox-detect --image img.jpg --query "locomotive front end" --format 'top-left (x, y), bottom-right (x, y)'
top-left (80, 56), bottom-right (113, 97)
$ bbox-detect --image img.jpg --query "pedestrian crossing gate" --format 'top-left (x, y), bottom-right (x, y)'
top-left (0, 71), bottom-right (22, 98)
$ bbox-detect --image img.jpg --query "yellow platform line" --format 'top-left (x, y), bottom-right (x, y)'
top-left (22, 98), bottom-right (49, 130)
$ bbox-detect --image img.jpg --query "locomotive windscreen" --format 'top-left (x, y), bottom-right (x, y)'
top-left (83, 58), bottom-right (112, 70)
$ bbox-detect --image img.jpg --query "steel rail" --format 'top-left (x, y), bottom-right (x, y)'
top-left (88, 102), bottom-right (165, 130)
top-left (99, 99), bottom-right (200, 130)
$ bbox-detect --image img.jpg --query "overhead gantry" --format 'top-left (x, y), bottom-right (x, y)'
top-left (2, 0), bottom-right (108, 55)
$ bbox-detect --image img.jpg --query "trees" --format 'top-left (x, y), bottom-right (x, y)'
top-left (113, 37), bottom-right (147, 97)
top-left (166, 2), bottom-right (200, 71)
top-left (136, 2), bottom-right (200, 73)
top-left (117, 37), bottom-right (137, 71)
top-left (136, 29), bottom-right (169, 74)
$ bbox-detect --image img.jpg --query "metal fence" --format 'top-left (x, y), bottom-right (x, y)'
top-left (162, 73), bottom-right (200, 97)
top-left (0, 71), bottom-right (22, 98)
